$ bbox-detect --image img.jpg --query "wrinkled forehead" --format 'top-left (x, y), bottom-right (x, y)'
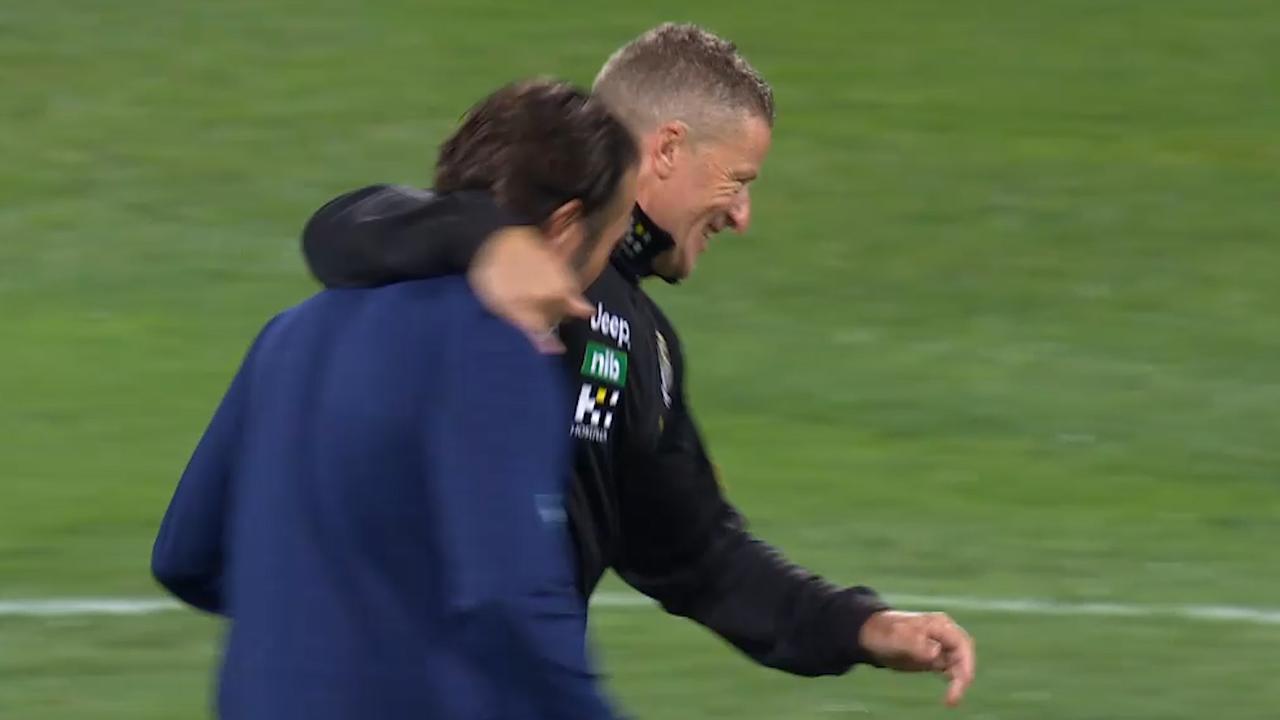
top-left (692, 113), bottom-right (773, 173)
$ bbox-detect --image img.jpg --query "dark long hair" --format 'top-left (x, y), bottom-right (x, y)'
top-left (435, 79), bottom-right (638, 238)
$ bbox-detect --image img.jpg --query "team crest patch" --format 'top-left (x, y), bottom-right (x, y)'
top-left (656, 330), bottom-right (673, 408)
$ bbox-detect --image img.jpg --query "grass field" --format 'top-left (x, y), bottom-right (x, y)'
top-left (3, 1), bottom-right (1278, 717)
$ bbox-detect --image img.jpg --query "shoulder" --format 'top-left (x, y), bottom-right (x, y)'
top-left (399, 277), bottom-right (536, 352)
top-left (638, 290), bottom-right (684, 363)
top-left (570, 265), bottom-right (638, 347)
top-left (311, 184), bottom-right (432, 217)
top-left (562, 270), bottom-right (639, 383)
top-left (640, 292), bottom-right (678, 339)
top-left (371, 280), bottom-right (558, 399)
top-left (299, 278), bottom-right (535, 359)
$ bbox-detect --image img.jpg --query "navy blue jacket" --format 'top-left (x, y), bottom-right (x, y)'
top-left (152, 277), bottom-right (616, 720)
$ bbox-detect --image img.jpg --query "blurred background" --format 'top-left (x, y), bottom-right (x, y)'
top-left (2, 1), bottom-right (1278, 717)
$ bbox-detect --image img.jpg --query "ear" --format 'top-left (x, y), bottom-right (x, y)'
top-left (650, 121), bottom-right (689, 181)
top-left (542, 199), bottom-right (587, 262)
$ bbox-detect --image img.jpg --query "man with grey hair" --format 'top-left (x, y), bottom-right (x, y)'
top-left (587, 23), bottom-right (774, 283)
top-left (302, 23), bottom-right (976, 707)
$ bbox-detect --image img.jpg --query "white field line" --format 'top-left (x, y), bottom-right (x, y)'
top-left (2, 593), bottom-right (1279, 626)
top-left (0, 598), bottom-right (179, 617)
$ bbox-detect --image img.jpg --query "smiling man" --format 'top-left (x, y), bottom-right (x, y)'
top-left (303, 23), bottom-right (975, 707)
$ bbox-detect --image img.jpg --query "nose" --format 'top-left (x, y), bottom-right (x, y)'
top-left (727, 186), bottom-right (752, 234)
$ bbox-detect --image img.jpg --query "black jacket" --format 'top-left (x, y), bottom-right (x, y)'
top-left (301, 185), bottom-right (890, 676)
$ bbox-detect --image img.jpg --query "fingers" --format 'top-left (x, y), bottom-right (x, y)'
top-left (470, 227), bottom-right (593, 342)
top-left (861, 611), bottom-right (976, 707)
top-left (943, 647), bottom-right (974, 708)
top-left (916, 636), bottom-right (942, 666)
top-left (528, 330), bottom-right (566, 355)
top-left (562, 293), bottom-right (594, 320)
top-left (859, 611), bottom-right (938, 671)
top-left (925, 614), bottom-right (975, 707)
top-left (945, 675), bottom-right (967, 708)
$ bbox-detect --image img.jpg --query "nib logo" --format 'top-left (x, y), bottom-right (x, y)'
top-left (581, 342), bottom-right (628, 386)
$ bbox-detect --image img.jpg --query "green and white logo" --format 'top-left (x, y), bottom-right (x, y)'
top-left (581, 341), bottom-right (628, 386)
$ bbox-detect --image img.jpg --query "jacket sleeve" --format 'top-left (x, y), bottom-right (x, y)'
top-left (428, 308), bottom-right (617, 720)
top-left (614, 386), bottom-right (890, 677)
top-left (301, 186), bottom-right (527, 288)
top-left (150, 329), bottom-right (265, 615)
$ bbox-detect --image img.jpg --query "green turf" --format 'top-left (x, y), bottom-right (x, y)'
top-left (2, 0), bottom-right (1277, 717)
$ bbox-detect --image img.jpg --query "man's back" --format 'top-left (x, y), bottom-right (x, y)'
top-left (228, 279), bottom-right (488, 716)
top-left (155, 278), bottom-right (610, 720)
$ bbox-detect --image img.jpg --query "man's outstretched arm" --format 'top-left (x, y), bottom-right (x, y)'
top-left (302, 186), bottom-right (591, 342)
top-left (302, 186), bottom-right (520, 286)
top-left (616, 403), bottom-right (975, 704)
top-left (613, 401), bottom-right (886, 676)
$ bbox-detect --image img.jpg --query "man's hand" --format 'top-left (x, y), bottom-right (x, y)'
top-left (859, 610), bottom-right (976, 707)
top-left (468, 228), bottom-right (594, 352)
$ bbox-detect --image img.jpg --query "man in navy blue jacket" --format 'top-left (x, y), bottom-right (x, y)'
top-left (151, 80), bottom-right (638, 720)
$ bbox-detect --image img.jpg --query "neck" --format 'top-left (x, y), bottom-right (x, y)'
top-left (610, 203), bottom-right (679, 284)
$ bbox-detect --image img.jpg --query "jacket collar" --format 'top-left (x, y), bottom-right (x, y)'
top-left (610, 204), bottom-right (679, 285)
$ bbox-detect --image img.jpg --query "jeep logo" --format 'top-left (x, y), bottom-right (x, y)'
top-left (590, 303), bottom-right (631, 348)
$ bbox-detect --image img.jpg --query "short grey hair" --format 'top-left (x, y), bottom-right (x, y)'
top-left (592, 23), bottom-right (775, 137)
